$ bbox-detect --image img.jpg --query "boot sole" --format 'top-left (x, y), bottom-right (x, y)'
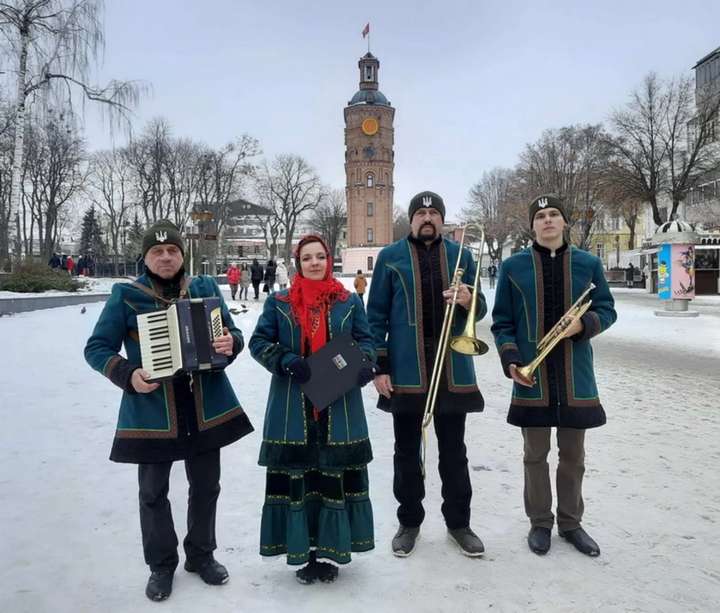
top-left (184, 566), bottom-right (230, 585)
top-left (392, 533), bottom-right (420, 557)
top-left (447, 533), bottom-right (484, 557)
top-left (558, 532), bottom-right (600, 557)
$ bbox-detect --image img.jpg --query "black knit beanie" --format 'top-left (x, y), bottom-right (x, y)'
top-left (528, 194), bottom-right (568, 228)
top-left (408, 191), bottom-right (446, 221)
top-left (142, 220), bottom-right (185, 257)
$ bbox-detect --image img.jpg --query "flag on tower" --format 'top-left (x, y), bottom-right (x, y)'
top-left (362, 23), bottom-right (370, 38)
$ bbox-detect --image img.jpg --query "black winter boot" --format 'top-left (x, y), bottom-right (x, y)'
top-left (527, 526), bottom-right (552, 555)
top-left (145, 569), bottom-right (174, 602)
top-left (392, 525), bottom-right (420, 557)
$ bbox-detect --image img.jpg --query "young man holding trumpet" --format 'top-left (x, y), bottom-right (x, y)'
top-left (367, 191), bottom-right (487, 558)
top-left (491, 195), bottom-right (616, 557)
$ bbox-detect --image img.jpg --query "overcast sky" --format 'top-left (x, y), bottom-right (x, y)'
top-left (82, 0), bottom-right (720, 220)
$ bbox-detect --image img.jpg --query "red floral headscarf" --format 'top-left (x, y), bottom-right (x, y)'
top-left (279, 235), bottom-right (349, 355)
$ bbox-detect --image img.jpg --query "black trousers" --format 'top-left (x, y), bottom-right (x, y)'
top-left (392, 412), bottom-right (472, 530)
top-left (138, 449), bottom-right (221, 572)
top-left (252, 281), bottom-right (260, 299)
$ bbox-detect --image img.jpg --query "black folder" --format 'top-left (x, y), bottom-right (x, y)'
top-left (301, 334), bottom-right (369, 409)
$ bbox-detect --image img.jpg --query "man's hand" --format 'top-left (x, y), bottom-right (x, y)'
top-left (374, 374), bottom-right (394, 399)
top-left (443, 283), bottom-right (472, 309)
top-left (564, 317), bottom-right (584, 338)
top-left (509, 364), bottom-right (535, 388)
top-left (131, 369), bottom-right (160, 393)
top-left (213, 326), bottom-right (234, 356)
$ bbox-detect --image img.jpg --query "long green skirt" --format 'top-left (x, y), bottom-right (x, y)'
top-left (259, 466), bottom-right (374, 565)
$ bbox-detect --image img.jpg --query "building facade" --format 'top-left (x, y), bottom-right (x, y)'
top-left (342, 52), bottom-right (395, 273)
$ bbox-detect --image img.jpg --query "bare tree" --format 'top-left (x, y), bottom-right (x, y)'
top-left (85, 147), bottom-right (133, 274)
top-left (126, 118), bottom-right (172, 224)
top-left (516, 124), bottom-right (610, 249)
top-left (664, 77), bottom-right (720, 214)
top-left (307, 187), bottom-right (345, 257)
top-left (463, 168), bottom-right (517, 262)
top-left (0, 0), bottom-right (144, 267)
top-left (194, 135), bottom-right (260, 272)
top-left (607, 73), bottom-right (671, 227)
top-left (392, 206), bottom-right (410, 241)
top-left (20, 108), bottom-right (84, 259)
top-left (250, 205), bottom-right (280, 259)
top-left (256, 154), bottom-right (324, 264)
top-left (0, 99), bottom-right (15, 261)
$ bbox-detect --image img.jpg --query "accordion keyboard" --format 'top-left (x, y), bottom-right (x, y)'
top-left (137, 308), bottom-right (182, 380)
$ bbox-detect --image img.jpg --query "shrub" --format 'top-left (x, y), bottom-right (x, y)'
top-left (0, 261), bottom-right (86, 293)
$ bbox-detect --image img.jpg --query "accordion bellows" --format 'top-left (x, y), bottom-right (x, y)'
top-left (137, 297), bottom-right (228, 381)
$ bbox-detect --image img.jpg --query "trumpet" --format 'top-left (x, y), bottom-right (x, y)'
top-left (421, 223), bottom-right (489, 434)
top-left (516, 282), bottom-right (595, 381)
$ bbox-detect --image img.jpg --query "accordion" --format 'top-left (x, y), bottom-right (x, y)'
top-left (136, 297), bottom-right (228, 381)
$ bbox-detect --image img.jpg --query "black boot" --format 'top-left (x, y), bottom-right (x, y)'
top-left (559, 527), bottom-right (600, 557)
top-left (184, 556), bottom-right (229, 585)
top-left (447, 527), bottom-right (485, 557)
top-left (392, 525), bottom-right (420, 557)
top-left (315, 560), bottom-right (340, 583)
top-left (145, 569), bottom-right (174, 602)
top-left (295, 551), bottom-right (321, 585)
top-left (527, 526), bottom-right (551, 555)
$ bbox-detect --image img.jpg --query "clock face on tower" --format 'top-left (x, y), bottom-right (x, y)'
top-left (363, 146), bottom-right (376, 159)
top-left (361, 117), bottom-right (379, 136)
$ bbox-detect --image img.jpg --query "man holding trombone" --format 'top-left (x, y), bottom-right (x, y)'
top-left (491, 195), bottom-right (616, 557)
top-left (367, 191), bottom-right (487, 558)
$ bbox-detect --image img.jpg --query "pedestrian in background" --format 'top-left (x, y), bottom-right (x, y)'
top-left (250, 259), bottom-right (264, 300)
top-left (227, 262), bottom-right (240, 301)
top-left (240, 263), bottom-right (250, 301)
top-left (354, 269), bottom-right (367, 305)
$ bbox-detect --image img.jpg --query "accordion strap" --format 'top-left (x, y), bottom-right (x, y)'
top-left (130, 275), bottom-right (194, 305)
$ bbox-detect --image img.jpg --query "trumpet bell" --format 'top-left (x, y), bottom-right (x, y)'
top-left (449, 336), bottom-right (490, 356)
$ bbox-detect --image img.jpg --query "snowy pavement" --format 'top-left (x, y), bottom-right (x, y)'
top-left (0, 284), bottom-right (718, 613)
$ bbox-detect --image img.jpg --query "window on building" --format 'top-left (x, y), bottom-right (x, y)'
top-left (367, 202), bottom-right (374, 216)
top-left (365, 65), bottom-right (373, 81)
top-left (596, 243), bottom-right (604, 260)
top-left (367, 228), bottom-right (374, 243)
top-left (367, 256), bottom-right (374, 271)
top-left (366, 173), bottom-right (374, 188)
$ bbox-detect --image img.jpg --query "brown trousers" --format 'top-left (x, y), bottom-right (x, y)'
top-left (522, 427), bottom-right (586, 532)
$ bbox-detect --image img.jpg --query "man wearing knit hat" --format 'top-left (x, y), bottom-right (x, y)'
top-left (367, 191), bottom-right (488, 558)
top-left (491, 195), bottom-right (616, 558)
top-left (85, 219), bottom-right (254, 602)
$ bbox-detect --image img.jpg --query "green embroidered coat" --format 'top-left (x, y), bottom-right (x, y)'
top-left (249, 291), bottom-right (375, 469)
top-left (366, 236), bottom-right (487, 401)
top-left (491, 246), bottom-right (617, 429)
top-left (84, 274), bottom-right (253, 463)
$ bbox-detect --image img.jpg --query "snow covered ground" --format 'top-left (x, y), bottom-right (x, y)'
top-left (1, 282), bottom-right (718, 613)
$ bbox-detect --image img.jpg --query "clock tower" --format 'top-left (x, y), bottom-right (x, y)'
top-left (342, 52), bottom-right (395, 272)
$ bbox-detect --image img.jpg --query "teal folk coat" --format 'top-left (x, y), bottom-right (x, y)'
top-left (84, 274), bottom-right (253, 462)
top-left (249, 291), bottom-right (376, 469)
top-left (366, 237), bottom-right (487, 397)
top-left (490, 246), bottom-right (617, 429)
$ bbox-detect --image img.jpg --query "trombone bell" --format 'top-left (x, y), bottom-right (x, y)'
top-left (449, 335), bottom-right (489, 355)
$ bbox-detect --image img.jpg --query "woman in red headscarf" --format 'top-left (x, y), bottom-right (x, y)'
top-left (249, 235), bottom-right (377, 584)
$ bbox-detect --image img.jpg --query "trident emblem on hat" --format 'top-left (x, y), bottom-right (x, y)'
top-left (537, 197), bottom-right (548, 208)
top-left (155, 231), bottom-right (168, 242)
top-left (422, 196), bottom-right (433, 207)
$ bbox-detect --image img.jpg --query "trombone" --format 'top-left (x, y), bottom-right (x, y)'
top-left (420, 223), bottom-right (489, 472)
top-left (516, 282), bottom-right (595, 381)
